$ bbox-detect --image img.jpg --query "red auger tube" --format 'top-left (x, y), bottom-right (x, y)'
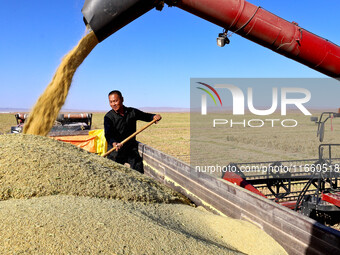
top-left (172, 0), bottom-right (340, 79)
top-left (82, 0), bottom-right (340, 79)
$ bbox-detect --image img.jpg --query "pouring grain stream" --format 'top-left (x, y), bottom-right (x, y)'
top-left (23, 31), bottom-right (98, 136)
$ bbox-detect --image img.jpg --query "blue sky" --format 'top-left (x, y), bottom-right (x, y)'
top-left (1, 0), bottom-right (340, 111)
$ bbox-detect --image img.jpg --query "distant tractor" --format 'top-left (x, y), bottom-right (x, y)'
top-left (11, 113), bottom-right (93, 136)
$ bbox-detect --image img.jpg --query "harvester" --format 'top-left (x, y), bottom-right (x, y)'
top-left (80, 0), bottom-right (340, 253)
top-left (222, 111), bottom-right (340, 224)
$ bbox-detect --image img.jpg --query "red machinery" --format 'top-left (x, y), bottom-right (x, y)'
top-left (81, 0), bottom-right (340, 222)
top-left (82, 0), bottom-right (340, 79)
top-left (221, 112), bottom-right (340, 224)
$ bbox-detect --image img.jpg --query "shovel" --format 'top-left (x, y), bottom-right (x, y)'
top-left (102, 119), bottom-right (157, 157)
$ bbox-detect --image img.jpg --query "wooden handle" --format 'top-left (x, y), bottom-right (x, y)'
top-left (102, 119), bottom-right (157, 157)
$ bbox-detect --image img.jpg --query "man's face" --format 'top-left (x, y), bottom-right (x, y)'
top-left (109, 93), bottom-right (123, 112)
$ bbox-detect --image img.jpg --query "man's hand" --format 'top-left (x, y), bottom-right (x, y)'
top-left (112, 142), bottom-right (123, 151)
top-left (153, 114), bottom-right (162, 123)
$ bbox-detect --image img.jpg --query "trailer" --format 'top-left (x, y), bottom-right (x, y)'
top-left (139, 142), bottom-right (340, 255)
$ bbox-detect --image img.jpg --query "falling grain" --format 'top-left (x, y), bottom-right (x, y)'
top-left (23, 31), bottom-right (98, 136)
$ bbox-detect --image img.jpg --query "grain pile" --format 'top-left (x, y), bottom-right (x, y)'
top-left (23, 31), bottom-right (98, 136)
top-left (0, 134), bottom-right (287, 254)
top-left (0, 134), bottom-right (187, 203)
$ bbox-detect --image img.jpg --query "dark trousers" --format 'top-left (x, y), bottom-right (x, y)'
top-left (108, 147), bottom-right (144, 174)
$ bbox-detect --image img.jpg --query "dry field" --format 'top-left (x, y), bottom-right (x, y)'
top-left (0, 112), bottom-right (190, 163)
top-left (3, 110), bottom-right (340, 166)
top-left (191, 111), bottom-right (340, 169)
top-left (0, 113), bottom-right (14, 134)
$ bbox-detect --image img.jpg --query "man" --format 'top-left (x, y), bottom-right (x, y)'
top-left (104, 90), bottom-right (161, 173)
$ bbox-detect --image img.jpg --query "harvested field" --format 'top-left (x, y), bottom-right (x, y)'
top-left (0, 113), bottom-right (16, 134)
top-left (191, 112), bottom-right (340, 175)
top-left (0, 112), bottom-right (191, 163)
top-left (0, 134), bottom-right (287, 254)
top-left (4, 110), bottom-right (339, 166)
